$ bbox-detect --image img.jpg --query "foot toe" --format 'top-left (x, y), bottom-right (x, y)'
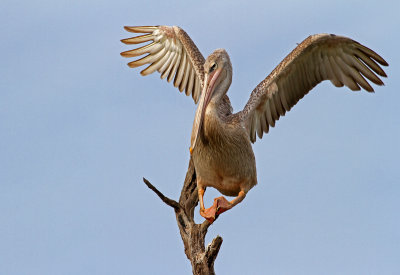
top-left (200, 206), bottom-right (217, 223)
top-left (214, 196), bottom-right (232, 215)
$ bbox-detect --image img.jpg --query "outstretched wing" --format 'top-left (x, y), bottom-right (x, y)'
top-left (239, 34), bottom-right (388, 142)
top-left (121, 26), bottom-right (205, 103)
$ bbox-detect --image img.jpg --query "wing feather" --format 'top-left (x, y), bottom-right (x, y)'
top-left (127, 47), bottom-right (165, 68)
top-left (265, 101), bottom-right (275, 127)
top-left (335, 55), bottom-right (361, 91)
top-left (121, 25), bottom-right (205, 103)
top-left (158, 45), bottom-right (176, 74)
top-left (121, 34), bottom-right (153, 44)
top-left (161, 51), bottom-right (177, 79)
top-left (187, 68), bottom-right (195, 98)
top-left (140, 49), bottom-right (170, 76)
top-left (269, 94), bottom-right (278, 121)
top-left (174, 52), bottom-right (187, 88)
top-left (121, 42), bottom-right (163, 57)
top-left (279, 82), bottom-right (290, 111)
top-left (180, 56), bottom-right (191, 93)
top-left (167, 51), bottom-right (181, 83)
top-left (239, 34), bottom-right (388, 143)
top-left (193, 77), bottom-right (201, 102)
top-left (343, 54), bottom-right (382, 85)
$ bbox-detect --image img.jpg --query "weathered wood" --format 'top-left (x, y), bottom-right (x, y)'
top-left (143, 158), bottom-right (222, 275)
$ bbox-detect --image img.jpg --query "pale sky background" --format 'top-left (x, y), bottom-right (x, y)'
top-left (1, 0), bottom-right (399, 274)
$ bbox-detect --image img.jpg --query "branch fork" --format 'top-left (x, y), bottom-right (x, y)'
top-left (142, 158), bottom-right (222, 275)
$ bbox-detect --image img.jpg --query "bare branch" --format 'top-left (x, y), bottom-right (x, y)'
top-left (205, 236), bottom-right (223, 267)
top-left (200, 220), bottom-right (211, 234)
top-left (143, 159), bottom-right (223, 274)
top-left (142, 177), bottom-right (180, 210)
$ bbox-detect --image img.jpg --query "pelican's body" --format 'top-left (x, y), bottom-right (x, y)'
top-left (193, 97), bottom-right (257, 197)
top-left (121, 25), bottom-right (388, 223)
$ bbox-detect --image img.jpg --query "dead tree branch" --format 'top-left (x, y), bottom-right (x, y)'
top-left (142, 177), bottom-right (180, 210)
top-left (142, 158), bottom-right (222, 275)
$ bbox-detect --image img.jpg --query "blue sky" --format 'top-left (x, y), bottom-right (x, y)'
top-left (1, 0), bottom-right (399, 274)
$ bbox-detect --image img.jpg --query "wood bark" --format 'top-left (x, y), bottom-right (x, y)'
top-left (143, 158), bottom-right (222, 275)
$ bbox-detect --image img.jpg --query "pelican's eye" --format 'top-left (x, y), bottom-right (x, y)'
top-left (209, 63), bottom-right (217, 73)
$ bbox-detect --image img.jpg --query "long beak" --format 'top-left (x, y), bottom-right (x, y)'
top-left (190, 68), bottom-right (222, 154)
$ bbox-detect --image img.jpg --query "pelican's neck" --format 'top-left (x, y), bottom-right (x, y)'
top-left (190, 66), bottom-right (232, 153)
top-left (202, 70), bottom-right (232, 138)
top-left (209, 69), bottom-right (232, 106)
top-left (202, 105), bottom-right (223, 144)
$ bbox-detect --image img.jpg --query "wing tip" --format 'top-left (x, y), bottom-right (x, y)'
top-left (127, 60), bottom-right (141, 68)
top-left (124, 26), bottom-right (135, 32)
top-left (120, 38), bottom-right (133, 45)
top-left (124, 26), bottom-right (157, 33)
top-left (120, 50), bottom-right (133, 58)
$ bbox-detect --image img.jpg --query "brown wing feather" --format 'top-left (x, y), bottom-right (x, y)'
top-left (121, 25), bottom-right (205, 103)
top-left (239, 34), bottom-right (388, 142)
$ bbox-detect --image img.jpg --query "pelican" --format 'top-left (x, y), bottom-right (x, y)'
top-left (121, 26), bottom-right (388, 223)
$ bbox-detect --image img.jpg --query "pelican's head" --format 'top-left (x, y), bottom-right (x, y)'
top-left (203, 49), bottom-right (232, 103)
top-left (190, 49), bottom-right (232, 154)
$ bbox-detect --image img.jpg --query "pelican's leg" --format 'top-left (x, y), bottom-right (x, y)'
top-left (198, 187), bottom-right (206, 211)
top-left (198, 187), bottom-right (218, 223)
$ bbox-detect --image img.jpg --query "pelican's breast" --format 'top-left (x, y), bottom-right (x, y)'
top-left (193, 110), bottom-right (257, 196)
